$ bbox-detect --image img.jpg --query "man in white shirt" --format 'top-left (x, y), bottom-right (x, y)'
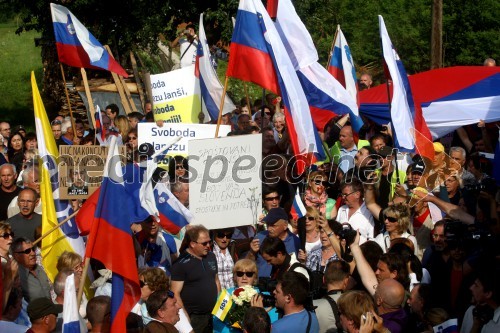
top-left (336, 178), bottom-right (375, 243)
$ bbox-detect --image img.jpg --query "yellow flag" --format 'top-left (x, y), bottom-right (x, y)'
top-left (31, 72), bottom-right (88, 293)
top-left (212, 289), bottom-right (233, 321)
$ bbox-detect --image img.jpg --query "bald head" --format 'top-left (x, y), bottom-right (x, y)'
top-left (377, 278), bottom-right (405, 309)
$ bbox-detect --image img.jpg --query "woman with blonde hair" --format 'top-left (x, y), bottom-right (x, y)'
top-left (304, 171), bottom-right (337, 219)
top-left (304, 206), bottom-right (321, 254)
top-left (213, 259), bottom-right (278, 333)
top-left (374, 203), bottom-right (418, 255)
top-left (115, 115), bottom-right (131, 140)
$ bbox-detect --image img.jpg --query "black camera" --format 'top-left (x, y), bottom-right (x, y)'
top-left (464, 178), bottom-right (497, 195)
top-left (472, 304), bottom-right (495, 323)
top-left (260, 293), bottom-right (276, 308)
top-left (338, 224), bottom-right (357, 246)
top-left (258, 277), bottom-right (278, 294)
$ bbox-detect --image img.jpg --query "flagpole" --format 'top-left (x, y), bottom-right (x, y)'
top-left (81, 68), bottom-right (97, 130)
top-left (59, 64), bottom-right (77, 142)
top-left (243, 83), bottom-right (251, 116)
top-left (77, 257), bottom-right (91, 306)
top-left (326, 25), bottom-right (340, 69)
top-left (215, 76), bottom-right (229, 138)
top-left (32, 209), bottom-right (79, 247)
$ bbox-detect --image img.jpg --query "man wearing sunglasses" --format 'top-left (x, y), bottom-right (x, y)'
top-left (171, 225), bottom-right (220, 333)
top-left (212, 228), bottom-right (236, 289)
top-left (12, 237), bottom-right (52, 302)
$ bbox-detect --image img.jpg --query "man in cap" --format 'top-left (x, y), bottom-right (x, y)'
top-left (26, 297), bottom-right (63, 333)
top-left (247, 207), bottom-right (301, 278)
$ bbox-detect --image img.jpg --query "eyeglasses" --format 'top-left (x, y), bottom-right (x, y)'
top-left (15, 247), bottom-right (34, 254)
top-left (195, 240), bottom-right (211, 247)
top-left (216, 231), bottom-right (233, 239)
top-left (1, 232), bottom-right (14, 239)
top-left (176, 165), bottom-right (185, 170)
top-left (313, 180), bottom-right (329, 187)
top-left (158, 290), bottom-right (176, 310)
top-left (384, 215), bottom-right (398, 223)
top-left (236, 271), bottom-right (255, 278)
top-left (341, 190), bottom-right (358, 199)
top-left (139, 280), bottom-right (148, 288)
top-left (306, 216), bottom-right (315, 221)
top-left (264, 195), bottom-right (280, 202)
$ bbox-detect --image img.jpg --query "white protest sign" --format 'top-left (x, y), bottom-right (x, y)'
top-left (150, 66), bottom-right (201, 123)
top-left (189, 134), bottom-right (262, 229)
top-left (138, 123), bottom-right (231, 157)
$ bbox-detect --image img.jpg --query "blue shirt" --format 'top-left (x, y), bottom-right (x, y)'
top-left (338, 145), bottom-right (358, 173)
top-left (272, 309), bottom-right (319, 333)
top-left (255, 230), bottom-right (301, 278)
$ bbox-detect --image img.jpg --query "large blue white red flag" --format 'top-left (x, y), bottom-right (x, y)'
top-left (195, 13), bottom-right (236, 121)
top-left (84, 136), bottom-right (140, 333)
top-left (154, 181), bottom-right (193, 235)
top-left (359, 66), bottom-right (500, 139)
top-left (275, 0), bottom-right (363, 132)
top-left (228, 0), bottom-right (325, 170)
top-left (50, 3), bottom-right (128, 77)
top-left (378, 15), bottom-right (434, 160)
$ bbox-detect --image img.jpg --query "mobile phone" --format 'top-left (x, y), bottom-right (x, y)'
top-left (362, 314), bottom-right (367, 322)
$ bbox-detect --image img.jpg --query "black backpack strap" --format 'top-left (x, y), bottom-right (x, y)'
top-left (323, 295), bottom-right (342, 332)
top-left (306, 310), bottom-right (312, 333)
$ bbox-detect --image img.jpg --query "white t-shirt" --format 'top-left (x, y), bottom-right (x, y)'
top-left (336, 202), bottom-right (374, 244)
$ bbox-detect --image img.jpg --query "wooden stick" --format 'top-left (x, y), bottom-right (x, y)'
top-left (59, 64), bottom-right (77, 141)
top-left (77, 257), bottom-right (90, 307)
top-left (32, 209), bottom-right (79, 247)
top-left (104, 45), bottom-right (132, 115)
top-left (326, 25), bottom-right (340, 70)
top-left (243, 83), bottom-right (251, 116)
top-left (80, 68), bottom-right (97, 131)
top-left (215, 76), bottom-right (229, 138)
top-left (130, 51), bottom-right (146, 110)
top-left (120, 75), bottom-right (138, 113)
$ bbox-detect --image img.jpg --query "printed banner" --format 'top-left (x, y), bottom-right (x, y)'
top-left (150, 66), bottom-right (201, 123)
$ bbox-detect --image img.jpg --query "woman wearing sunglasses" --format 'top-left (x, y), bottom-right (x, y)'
top-left (133, 267), bottom-right (193, 333)
top-left (304, 207), bottom-right (322, 254)
top-left (0, 221), bottom-right (14, 263)
top-left (304, 171), bottom-right (337, 220)
top-left (374, 204), bottom-right (418, 255)
top-left (213, 259), bottom-right (278, 333)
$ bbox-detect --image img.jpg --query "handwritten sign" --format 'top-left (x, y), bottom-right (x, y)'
top-left (137, 123), bottom-right (231, 158)
top-left (58, 145), bottom-right (126, 199)
top-left (189, 134), bottom-right (262, 229)
top-left (150, 66), bottom-right (201, 123)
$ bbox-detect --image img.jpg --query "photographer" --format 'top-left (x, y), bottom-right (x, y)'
top-left (461, 270), bottom-right (499, 333)
top-left (253, 271), bottom-right (319, 332)
top-left (259, 237), bottom-right (310, 282)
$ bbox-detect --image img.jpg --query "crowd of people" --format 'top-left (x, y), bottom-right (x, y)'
top-left (1, 61), bottom-right (500, 333)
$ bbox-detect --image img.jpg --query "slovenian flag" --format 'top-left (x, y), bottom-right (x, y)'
top-left (154, 181), bottom-right (192, 235)
top-left (50, 3), bottom-right (128, 77)
top-left (228, 0), bottom-right (325, 172)
top-left (275, 0), bottom-right (363, 132)
top-left (290, 187), bottom-right (306, 220)
top-left (62, 273), bottom-right (86, 333)
top-left (84, 135), bottom-right (140, 333)
top-left (378, 15), bottom-right (434, 161)
top-left (195, 13), bottom-right (236, 121)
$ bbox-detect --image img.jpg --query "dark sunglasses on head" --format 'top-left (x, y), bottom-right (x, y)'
top-left (1, 232), bottom-right (14, 239)
top-left (15, 247), bottom-right (34, 255)
top-left (384, 215), bottom-right (398, 223)
top-left (158, 290), bottom-right (176, 310)
top-left (216, 231), bottom-right (233, 239)
top-left (313, 180), bottom-right (329, 187)
top-left (264, 195), bottom-right (280, 201)
top-left (236, 271), bottom-right (255, 278)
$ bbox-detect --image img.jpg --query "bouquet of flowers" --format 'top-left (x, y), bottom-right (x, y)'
top-left (226, 285), bottom-right (258, 329)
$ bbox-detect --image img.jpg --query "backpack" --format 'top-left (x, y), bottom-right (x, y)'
top-left (289, 262), bottom-right (326, 300)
